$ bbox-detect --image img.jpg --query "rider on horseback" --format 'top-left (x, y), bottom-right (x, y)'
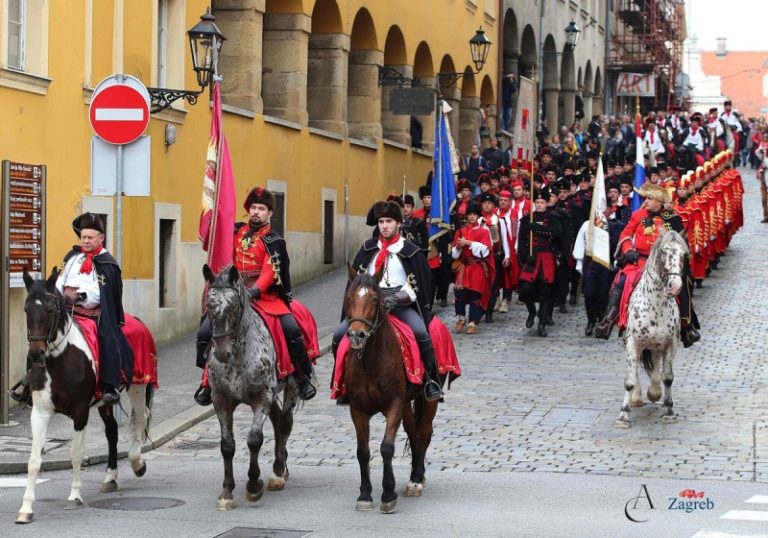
top-left (594, 183), bottom-right (701, 347)
top-left (194, 187), bottom-right (317, 405)
top-left (10, 213), bottom-right (131, 405)
top-left (333, 200), bottom-right (443, 402)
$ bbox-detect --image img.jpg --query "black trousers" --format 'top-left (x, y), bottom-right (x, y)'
top-left (582, 259), bottom-right (613, 323)
top-left (518, 274), bottom-right (554, 321)
top-left (454, 289), bottom-right (484, 323)
top-left (332, 305), bottom-right (430, 347)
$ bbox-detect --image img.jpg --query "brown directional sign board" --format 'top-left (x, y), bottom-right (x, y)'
top-left (3, 161), bottom-right (45, 287)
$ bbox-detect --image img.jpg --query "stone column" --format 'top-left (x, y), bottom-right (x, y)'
top-left (442, 85), bottom-right (462, 150)
top-left (214, 0), bottom-right (266, 113)
top-left (307, 32), bottom-right (350, 137)
top-left (582, 90), bottom-right (593, 122)
top-left (592, 95), bottom-right (603, 116)
top-left (415, 76), bottom-right (435, 152)
top-left (459, 95), bottom-right (481, 153)
top-left (380, 64), bottom-right (412, 145)
top-left (561, 89), bottom-right (576, 128)
top-left (543, 86), bottom-right (559, 133)
top-left (347, 49), bottom-right (383, 140)
top-left (262, 12), bottom-right (311, 125)
top-left (485, 104), bottom-right (498, 141)
top-left (503, 52), bottom-right (520, 132)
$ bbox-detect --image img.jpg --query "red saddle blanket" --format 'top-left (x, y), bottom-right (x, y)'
top-left (75, 313), bottom-right (159, 389)
top-left (330, 315), bottom-right (460, 400)
top-left (252, 298), bottom-right (320, 379)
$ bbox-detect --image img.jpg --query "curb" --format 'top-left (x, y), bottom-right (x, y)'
top-left (0, 337), bottom-right (333, 475)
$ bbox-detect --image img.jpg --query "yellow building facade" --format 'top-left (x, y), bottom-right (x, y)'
top-left (0, 0), bottom-right (499, 388)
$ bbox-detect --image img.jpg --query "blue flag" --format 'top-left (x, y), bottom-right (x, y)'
top-left (429, 103), bottom-right (456, 239)
top-left (632, 114), bottom-right (645, 211)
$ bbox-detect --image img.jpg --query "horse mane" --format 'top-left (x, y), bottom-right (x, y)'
top-left (645, 230), bottom-right (688, 279)
top-left (211, 263), bottom-right (250, 314)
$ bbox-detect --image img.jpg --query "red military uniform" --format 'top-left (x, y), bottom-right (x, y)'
top-left (686, 194), bottom-right (709, 280)
top-left (615, 207), bottom-right (684, 328)
top-left (451, 222), bottom-right (495, 309)
top-left (234, 223), bottom-right (291, 316)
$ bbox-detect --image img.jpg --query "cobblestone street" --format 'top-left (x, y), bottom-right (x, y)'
top-left (147, 168), bottom-right (768, 485)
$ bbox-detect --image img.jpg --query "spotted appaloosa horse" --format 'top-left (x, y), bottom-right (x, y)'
top-left (342, 266), bottom-right (441, 514)
top-left (616, 231), bottom-right (689, 428)
top-left (202, 264), bottom-right (299, 511)
top-left (17, 268), bottom-right (153, 524)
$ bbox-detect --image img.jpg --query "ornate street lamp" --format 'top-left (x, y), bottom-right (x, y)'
top-left (469, 27), bottom-right (492, 72)
top-left (147, 8), bottom-right (227, 113)
top-left (564, 20), bottom-right (581, 51)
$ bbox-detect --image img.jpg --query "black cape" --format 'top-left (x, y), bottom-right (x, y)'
top-left (349, 238), bottom-right (433, 325)
top-left (63, 247), bottom-right (134, 387)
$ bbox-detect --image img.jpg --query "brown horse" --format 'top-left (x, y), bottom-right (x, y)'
top-left (16, 268), bottom-right (153, 524)
top-left (342, 266), bottom-right (440, 514)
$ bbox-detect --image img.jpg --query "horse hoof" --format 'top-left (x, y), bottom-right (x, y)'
top-left (355, 500), bottom-right (374, 511)
top-left (267, 476), bottom-right (285, 491)
top-left (404, 482), bottom-right (423, 497)
top-left (217, 498), bottom-right (236, 511)
top-left (647, 391), bottom-right (661, 403)
top-left (661, 413), bottom-right (678, 423)
top-left (615, 418), bottom-right (631, 429)
top-left (133, 462), bottom-right (147, 477)
top-left (100, 480), bottom-right (118, 493)
top-left (380, 498), bottom-right (398, 514)
top-left (246, 480), bottom-right (264, 502)
top-left (15, 512), bottom-right (34, 524)
top-left (64, 498), bottom-right (83, 510)
top-left (630, 399), bottom-right (645, 408)
top-left (283, 468), bottom-right (289, 480)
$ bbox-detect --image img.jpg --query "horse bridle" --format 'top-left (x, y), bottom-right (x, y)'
top-left (346, 306), bottom-right (385, 352)
top-left (209, 284), bottom-right (246, 340)
top-left (26, 292), bottom-right (68, 358)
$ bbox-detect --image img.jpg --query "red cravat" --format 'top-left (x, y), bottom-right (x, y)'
top-left (650, 132), bottom-right (654, 144)
top-left (374, 233), bottom-right (401, 272)
top-left (79, 246), bottom-right (103, 274)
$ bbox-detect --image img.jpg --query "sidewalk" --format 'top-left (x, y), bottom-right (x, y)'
top-left (0, 267), bottom-right (349, 474)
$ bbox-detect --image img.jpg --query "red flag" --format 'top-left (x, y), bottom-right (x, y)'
top-left (198, 81), bottom-right (235, 275)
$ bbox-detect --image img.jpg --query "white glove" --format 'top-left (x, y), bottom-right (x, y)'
top-left (725, 219), bottom-right (731, 225)
top-left (694, 245), bottom-right (699, 254)
top-left (710, 235), bottom-right (716, 241)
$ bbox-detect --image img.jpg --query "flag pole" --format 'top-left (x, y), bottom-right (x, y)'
top-left (529, 72), bottom-right (538, 257)
top-left (402, 175), bottom-right (407, 200)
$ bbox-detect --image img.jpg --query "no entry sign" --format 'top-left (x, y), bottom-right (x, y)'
top-left (89, 75), bottom-right (151, 145)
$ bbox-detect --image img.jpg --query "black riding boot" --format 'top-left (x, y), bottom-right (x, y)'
top-left (287, 336), bottom-right (317, 401)
top-left (594, 281), bottom-right (624, 340)
top-left (537, 302), bottom-right (550, 337)
top-left (193, 318), bottom-right (212, 406)
top-left (416, 337), bottom-right (443, 402)
top-left (9, 372), bottom-right (31, 404)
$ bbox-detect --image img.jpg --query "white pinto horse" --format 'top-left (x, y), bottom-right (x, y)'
top-left (616, 231), bottom-right (689, 428)
top-left (17, 268), bottom-right (155, 523)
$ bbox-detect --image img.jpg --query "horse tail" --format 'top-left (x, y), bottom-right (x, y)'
top-left (144, 384), bottom-right (154, 438)
top-left (641, 349), bottom-right (654, 378)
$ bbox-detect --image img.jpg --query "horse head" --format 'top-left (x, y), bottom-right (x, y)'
top-left (649, 230), bottom-right (689, 298)
top-left (23, 267), bottom-right (65, 361)
top-left (674, 145), bottom-right (696, 174)
top-left (203, 264), bottom-right (247, 363)
top-left (344, 264), bottom-right (385, 351)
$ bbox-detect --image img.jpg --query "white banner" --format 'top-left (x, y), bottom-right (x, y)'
top-left (586, 156), bottom-right (611, 269)
top-left (512, 76), bottom-right (535, 165)
top-left (615, 72), bottom-right (656, 97)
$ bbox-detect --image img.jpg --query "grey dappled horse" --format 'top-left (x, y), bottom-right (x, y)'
top-left (202, 264), bottom-right (299, 510)
top-left (617, 231), bottom-right (689, 428)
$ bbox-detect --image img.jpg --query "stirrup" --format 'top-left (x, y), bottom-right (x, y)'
top-left (423, 379), bottom-right (442, 402)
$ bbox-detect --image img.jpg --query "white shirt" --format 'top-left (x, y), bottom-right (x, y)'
top-left (720, 111), bottom-right (742, 132)
top-left (367, 236), bottom-right (417, 302)
top-left (56, 249), bottom-right (105, 309)
top-left (644, 129), bottom-right (665, 155)
top-left (683, 128), bottom-right (704, 152)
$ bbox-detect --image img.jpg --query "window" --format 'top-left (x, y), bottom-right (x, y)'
top-left (156, 0), bottom-right (168, 87)
top-left (323, 200), bottom-right (334, 264)
top-left (158, 218), bottom-right (176, 307)
top-left (7, 0), bottom-right (24, 70)
top-left (271, 192), bottom-right (285, 238)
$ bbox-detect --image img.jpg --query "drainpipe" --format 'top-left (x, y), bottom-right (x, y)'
top-left (537, 0), bottom-right (546, 129)
top-left (604, 0), bottom-right (612, 115)
top-left (497, 0), bottom-right (504, 135)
